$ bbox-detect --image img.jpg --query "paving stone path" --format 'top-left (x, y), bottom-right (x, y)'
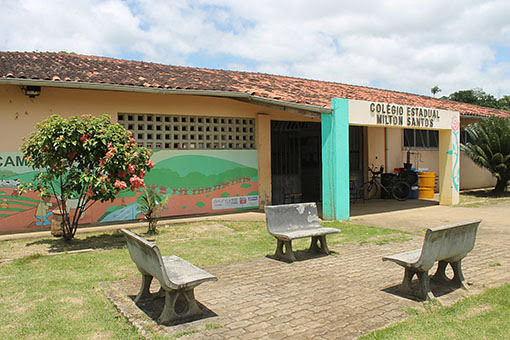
top-left (104, 214), bottom-right (509, 339)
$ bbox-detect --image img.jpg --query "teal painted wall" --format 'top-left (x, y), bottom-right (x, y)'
top-left (321, 98), bottom-right (350, 220)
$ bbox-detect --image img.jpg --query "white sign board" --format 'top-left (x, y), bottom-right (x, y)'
top-left (348, 99), bottom-right (457, 130)
top-left (212, 195), bottom-right (259, 210)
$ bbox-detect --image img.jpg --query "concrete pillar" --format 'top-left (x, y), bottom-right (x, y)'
top-left (321, 98), bottom-right (350, 220)
top-left (256, 114), bottom-right (272, 207)
top-left (438, 115), bottom-right (460, 205)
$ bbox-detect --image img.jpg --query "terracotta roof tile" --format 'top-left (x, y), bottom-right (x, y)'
top-left (1, 51), bottom-right (509, 118)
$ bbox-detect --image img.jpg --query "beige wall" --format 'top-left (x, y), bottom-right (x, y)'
top-left (366, 126), bottom-right (385, 170)
top-left (383, 126), bottom-right (495, 190)
top-left (460, 153), bottom-right (496, 189)
top-left (0, 84), bottom-right (318, 206)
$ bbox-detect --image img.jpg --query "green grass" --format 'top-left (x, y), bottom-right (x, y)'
top-left (0, 220), bottom-right (412, 339)
top-left (361, 283), bottom-right (510, 340)
top-left (459, 190), bottom-right (510, 207)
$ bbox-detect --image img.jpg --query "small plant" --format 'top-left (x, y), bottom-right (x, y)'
top-left (138, 186), bottom-right (167, 234)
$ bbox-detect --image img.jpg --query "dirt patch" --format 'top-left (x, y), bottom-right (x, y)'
top-left (190, 223), bottom-right (233, 233)
top-left (461, 304), bottom-right (493, 319)
top-left (60, 296), bottom-right (85, 306)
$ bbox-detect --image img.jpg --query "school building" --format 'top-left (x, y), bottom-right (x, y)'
top-left (0, 52), bottom-right (508, 233)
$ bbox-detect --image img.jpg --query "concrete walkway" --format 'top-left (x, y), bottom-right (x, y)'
top-left (103, 201), bottom-right (510, 339)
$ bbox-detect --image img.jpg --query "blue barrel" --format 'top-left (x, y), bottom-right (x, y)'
top-left (410, 185), bottom-right (419, 199)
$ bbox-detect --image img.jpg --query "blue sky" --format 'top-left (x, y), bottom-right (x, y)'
top-left (1, 0), bottom-right (509, 97)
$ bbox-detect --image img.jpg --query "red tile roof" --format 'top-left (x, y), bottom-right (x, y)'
top-left (1, 51), bottom-right (508, 118)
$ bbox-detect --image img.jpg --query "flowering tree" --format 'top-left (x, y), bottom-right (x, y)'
top-left (21, 114), bottom-right (155, 240)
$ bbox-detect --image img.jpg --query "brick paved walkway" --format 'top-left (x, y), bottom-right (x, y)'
top-left (103, 215), bottom-right (510, 339)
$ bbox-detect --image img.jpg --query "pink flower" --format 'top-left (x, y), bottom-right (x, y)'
top-left (80, 135), bottom-right (88, 143)
top-left (451, 116), bottom-right (460, 133)
top-left (129, 175), bottom-right (145, 189)
top-left (132, 152), bottom-right (139, 158)
top-left (128, 164), bottom-right (136, 173)
top-left (114, 180), bottom-right (127, 190)
top-left (146, 159), bottom-right (155, 168)
top-left (138, 169), bottom-right (145, 178)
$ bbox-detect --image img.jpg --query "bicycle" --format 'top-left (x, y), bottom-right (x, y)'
top-left (361, 166), bottom-right (411, 201)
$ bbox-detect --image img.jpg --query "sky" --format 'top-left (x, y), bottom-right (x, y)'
top-left (1, 0), bottom-right (509, 98)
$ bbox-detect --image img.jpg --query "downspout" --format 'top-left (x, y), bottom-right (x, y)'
top-left (384, 128), bottom-right (389, 172)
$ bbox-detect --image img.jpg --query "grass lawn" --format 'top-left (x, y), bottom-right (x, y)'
top-left (459, 189), bottom-right (510, 207)
top-left (361, 283), bottom-right (510, 340)
top-left (0, 220), bottom-right (410, 339)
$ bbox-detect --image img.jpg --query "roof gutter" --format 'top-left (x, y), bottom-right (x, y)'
top-left (0, 78), bottom-right (332, 115)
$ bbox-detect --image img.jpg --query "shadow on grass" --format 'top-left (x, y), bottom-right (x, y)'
top-left (25, 231), bottom-right (127, 253)
top-left (461, 189), bottom-right (510, 198)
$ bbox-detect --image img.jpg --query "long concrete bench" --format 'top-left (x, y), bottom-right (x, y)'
top-left (383, 219), bottom-right (481, 300)
top-left (121, 229), bottom-right (217, 324)
top-left (264, 203), bottom-right (340, 262)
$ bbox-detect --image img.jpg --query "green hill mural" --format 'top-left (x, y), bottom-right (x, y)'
top-left (145, 155), bottom-right (257, 189)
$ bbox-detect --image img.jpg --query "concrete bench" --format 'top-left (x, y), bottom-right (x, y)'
top-left (121, 229), bottom-right (217, 324)
top-left (264, 203), bottom-right (341, 262)
top-left (383, 219), bottom-right (481, 300)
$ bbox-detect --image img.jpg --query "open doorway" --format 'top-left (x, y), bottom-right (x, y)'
top-left (271, 121), bottom-right (322, 205)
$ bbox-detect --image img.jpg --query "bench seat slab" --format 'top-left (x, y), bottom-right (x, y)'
top-left (382, 249), bottom-right (421, 268)
top-left (161, 255), bottom-right (217, 290)
top-left (270, 227), bottom-right (340, 241)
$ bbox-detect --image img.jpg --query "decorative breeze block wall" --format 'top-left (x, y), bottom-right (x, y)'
top-left (117, 113), bottom-right (256, 150)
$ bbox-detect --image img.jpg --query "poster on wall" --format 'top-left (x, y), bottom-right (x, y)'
top-left (0, 150), bottom-right (259, 234)
top-left (212, 195), bottom-right (259, 210)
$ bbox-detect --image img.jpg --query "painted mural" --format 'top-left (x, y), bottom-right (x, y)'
top-left (0, 150), bottom-right (259, 234)
top-left (447, 116), bottom-right (460, 192)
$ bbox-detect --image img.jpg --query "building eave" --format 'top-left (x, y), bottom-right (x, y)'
top-left (0, 78), bottom-right (332, 117)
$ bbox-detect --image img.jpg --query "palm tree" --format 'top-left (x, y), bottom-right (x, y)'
top-left (461, 116), bottom-right (510, 194)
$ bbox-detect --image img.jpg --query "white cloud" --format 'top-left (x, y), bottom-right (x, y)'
top-left (0, 0), bottom-right (508, 97)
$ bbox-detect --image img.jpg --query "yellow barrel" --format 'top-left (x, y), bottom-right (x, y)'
top-left (418, 172), bottom-right (435, 199)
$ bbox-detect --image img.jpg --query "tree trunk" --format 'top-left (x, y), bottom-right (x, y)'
top-left (493, 175), bottom-right (509, 195)
top-left (62, 213), bottom-right (75, 241)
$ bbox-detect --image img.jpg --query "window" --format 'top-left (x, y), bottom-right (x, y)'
top-left (460, 128), bottom-right (473, 145)
top-left (403, 129), bottom-right (438, 149)
top-left (117, 113), bottom-right (256, 150)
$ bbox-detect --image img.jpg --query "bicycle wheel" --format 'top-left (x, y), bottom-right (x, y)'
top-left (362, 182), bottom-right (378, 200)
top-left (392, 181), bottom-right (411, 201)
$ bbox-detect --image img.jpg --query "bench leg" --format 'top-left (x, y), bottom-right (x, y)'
top-left (451, 261), bottom-right (468, 289)
top-left (309, 236), bottom-right (330, 255)
top-left (431, 260), bottom-right (449, 282)
top-left (158, 288), bottom-right (203, 325)
top-left (402, 268), bottom-right (416, 294)
top-left (417, 271), bottom-right (434, 301)
top-left (432, 260), bottom-right (468, 289)
top-left (275, 239), bottom-right (296, 262)
top-left (134, 274), bottom-right (153, 303)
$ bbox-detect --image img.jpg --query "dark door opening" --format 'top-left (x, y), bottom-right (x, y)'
top-left (271, 121), bottom-right (322, 205)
